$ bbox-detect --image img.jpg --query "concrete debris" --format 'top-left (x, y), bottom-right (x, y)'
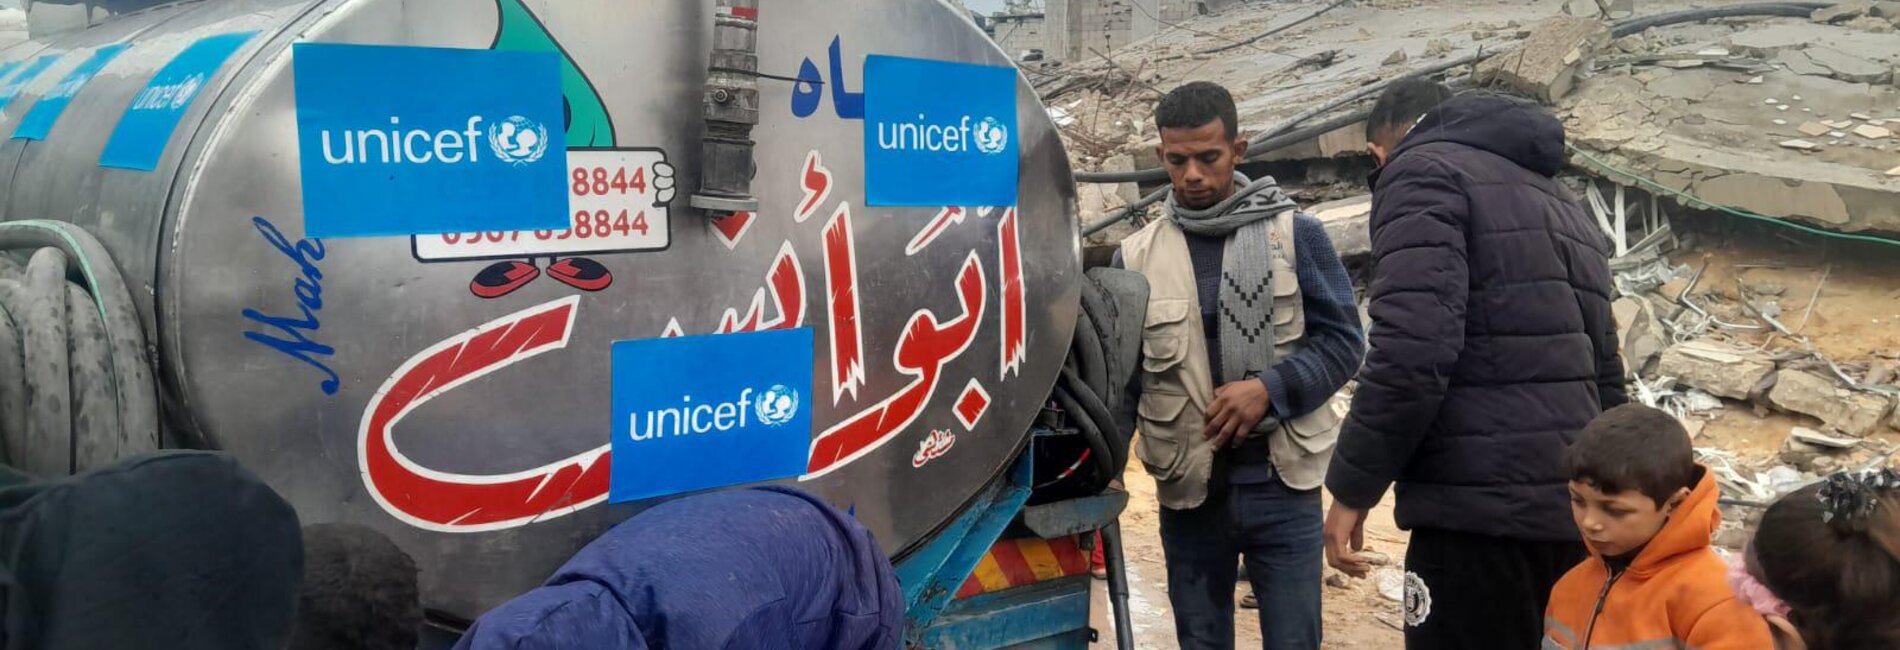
top-left (1658, 342), bottom-right (1776, 400)
top-left (1765, 98), bottom-right (1781, 105)
top-left (1424, 38), bottom-right (1455, 57)
top-left (1777, 139), bottom-right (1821, 151)
top-left (1804, 46), bottom-right (1893, 84)
top-left (1798, 121), bottom-right (1831, 137)
top-left (1309, 195), bottom-right (1372, 263)
top-left (1875, 1), bottom-right (1900, 18)
top-left (1791, 426), bottom-right (1862, 449)
top-left (1383, 49), bottom-right (1408, 65)
top-left (1767, 369), bottom-right (1897, 437)
top-left (1843, 15), bottom-right (1896, 32)
top-left (1851, 112), bottom-right (1875, 120)
top-left (1614, 297), bottom-right (1667, 378)
top-left (1887, 164), bottom-right (1900, 176)
top-left (1855, 124), bottom-right (1894, 139)
top-left (1812, 2), bottom-right (1873, 24)
top-left (1476, 16), bottom-right (1608, 102)
top-left (1831, 131), bottom-right (1849, 138)
top-left (1823, 119), bottom-right (1856, 129)
top-left (1779, 105), bottom-right (1791, 112)
top-left (1745, 75), bottom-right (1765, 84)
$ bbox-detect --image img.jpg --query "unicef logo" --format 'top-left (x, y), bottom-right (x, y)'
top-left (973, 117), bottom-right (1009, 154)
top-left (487, 115), bottom-right (549, 165)
top-left (755, 385), bottom-right (800, 427)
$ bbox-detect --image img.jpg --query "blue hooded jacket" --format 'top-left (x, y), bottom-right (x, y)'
top-left (455, 486), bottom-right (904, 650)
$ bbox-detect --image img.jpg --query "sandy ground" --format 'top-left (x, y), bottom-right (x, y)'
top-left (1088, 461), bottom-right (1408, 649)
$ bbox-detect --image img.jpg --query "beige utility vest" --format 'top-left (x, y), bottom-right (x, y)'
top-left (1119, 213), bottom-right (1345, 510)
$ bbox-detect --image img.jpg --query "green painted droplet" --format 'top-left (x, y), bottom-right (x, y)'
top-left (492, 0), bottom-right (615, 148)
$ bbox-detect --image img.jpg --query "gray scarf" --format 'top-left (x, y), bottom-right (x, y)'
top-left (1167, 173), bottom-right (1298, 385)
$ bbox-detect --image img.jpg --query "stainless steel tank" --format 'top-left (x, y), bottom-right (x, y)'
top-left (0, 0), bottom-right (1079, 619)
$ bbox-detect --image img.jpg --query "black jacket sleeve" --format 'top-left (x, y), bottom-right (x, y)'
top-left (1591, 296), bottom-right (1629, 411)
top-left (1325, 155), bottom-right (1471, 510)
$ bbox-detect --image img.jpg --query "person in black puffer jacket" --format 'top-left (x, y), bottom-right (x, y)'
top-left (1320, 82), bottom-right (1627, 650)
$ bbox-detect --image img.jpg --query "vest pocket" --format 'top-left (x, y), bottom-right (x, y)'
top-left (1142, 299), bottom-right (1193, 374)
top-left (1284, 394), bottom-right (1345, 454)
top-left (1135, 391), bottom-right (1192, 481)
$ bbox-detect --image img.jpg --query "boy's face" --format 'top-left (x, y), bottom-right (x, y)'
top-left (1568, 480), bottom-right (1686, 558)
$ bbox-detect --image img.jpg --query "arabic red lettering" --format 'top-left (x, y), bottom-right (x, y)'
top-left (823, 204), bottom-right (866, 404)
top-left (715, 241), bottom-right (807, 334)
top-left (805, 252), bottom-right (987, 478)
top-left (359, 296), bottom-right (611, 532)
top-left (904, 206), bottom-right (964, 256)
top-left (998, 208), bottom-right (1026, 379)
top-left (796, 150), bottom-right (833, 223)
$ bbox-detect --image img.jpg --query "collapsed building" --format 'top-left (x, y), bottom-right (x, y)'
top-left (1049, 0), bottom-right (1900, 549)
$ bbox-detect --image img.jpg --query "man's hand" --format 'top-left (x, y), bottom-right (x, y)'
top-left (1204, 380), bottom-right (1269, 449)
top-left (1324, 502), bottom-right (1372, 578)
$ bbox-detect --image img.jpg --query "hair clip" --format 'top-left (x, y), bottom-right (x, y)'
top-left (1818, 468), bottom-right (1900, 527)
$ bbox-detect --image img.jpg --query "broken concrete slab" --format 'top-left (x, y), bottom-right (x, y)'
top-left (1383, 49), bottom-right (1408, 65)
top-left (1799, 122), bottom-right (1832, 137)
top-left (1768, 370), bottom-right (1897, 436)
top-left (1887, 164), bottom-right (1900, 176)
top-left (1806, 46), bottom-right (1893, 84)
top-left (1775, 50), bottom-right (1834, 79)
top-left (1779, 139), bottom-right (1821, 151)
top-left (1855, 124), bottom-right (1895, 139)
top-left (1476, 16), bottom-right (1608, 103)
top-left (1657, 342), bottom-right (1776, 400)
top-left (1813, 2), bottom-right (1873, 24)
top-left (1824, 119), bottom-right (1856, 129)
top-left (1614, 297), bottom-right (1666, 378)
top-left (1309, 195), bottom-right (1371, 262)
top-left (1791, 426), bottom-right (1861, 449)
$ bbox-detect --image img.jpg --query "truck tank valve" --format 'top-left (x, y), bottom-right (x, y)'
top-left (688, 0), bottom-right (761, 216)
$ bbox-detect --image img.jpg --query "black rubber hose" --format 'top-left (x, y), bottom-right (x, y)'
top-left (68, 283), bottom-right (120, 470)
top-left (20, 249), bottom-right (69, 476)
top-left (0, 289), bottom-right (22, 465)
top-left (0, 220), bottom-right (158, 476)
top-left (1612, 3), bottom-right (1826, 37)
top-left (1100, 522), bottom-right (1137, 650)
top-left (1059, 364), bottom-right (1126, 477)
top-left (1051, 383), bottom-right (1120, 484)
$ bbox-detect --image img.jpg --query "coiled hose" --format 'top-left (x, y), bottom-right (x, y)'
top-left (0, 220), bottom-right (157, 477)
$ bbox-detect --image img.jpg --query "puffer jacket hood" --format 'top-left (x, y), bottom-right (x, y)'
top-left (1543, 466), bottom-right (1773, 649)
top-left (1393, 92), bottom-right (1568, 179)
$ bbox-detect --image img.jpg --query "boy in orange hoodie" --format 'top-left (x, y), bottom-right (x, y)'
top-left (1543, 404), bottom-right (1772, 650)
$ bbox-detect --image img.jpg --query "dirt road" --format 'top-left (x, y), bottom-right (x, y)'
top-left (1090, 463), bottom-right (1408, 649)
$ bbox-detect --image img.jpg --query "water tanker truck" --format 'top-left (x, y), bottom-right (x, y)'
top-left (0, 0), bottom-right (1141, 647)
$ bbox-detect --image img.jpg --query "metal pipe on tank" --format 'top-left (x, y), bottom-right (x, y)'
top-left (688, 0), bottom-right (760, 215)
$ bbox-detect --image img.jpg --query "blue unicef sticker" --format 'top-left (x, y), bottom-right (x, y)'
top-left (610, 328), bottom-right (815, 503)
top-left (862, 55), bottom-right (1018, 207)
top-left (15, 44), bottom-right (129, 141)
top-left (0, 55), bottom-right (63, 112)
top-left (291, 43), bottom-right (568, 239)
top-left (100, 31), bottom-right (256, 171)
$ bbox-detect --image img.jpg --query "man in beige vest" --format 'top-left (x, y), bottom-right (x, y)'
top-left (1116, 82), bottom-right (1364, 650)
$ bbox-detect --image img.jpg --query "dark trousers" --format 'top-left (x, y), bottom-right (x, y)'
top-left (1159, 473), bottom-right (1323, 650)
top-left (1402, 528), bottom-right (1586, 650)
